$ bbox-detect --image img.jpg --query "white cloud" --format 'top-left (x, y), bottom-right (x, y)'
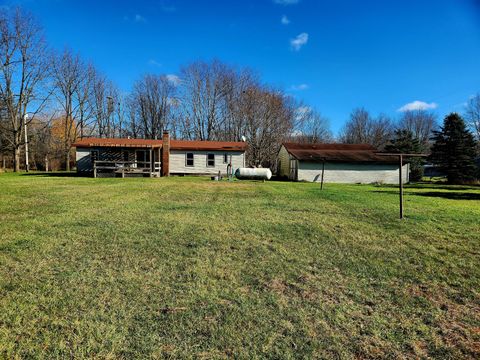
top-left (159, 0), bottom-right (176, 12)
top-left (397, 100), bottom-right (438, 112)
top-left (148, 59), bottom-right (162, 67)
top-left (290, 32), bottom-right (309, 51)
top-left (124, 14), bottom-right (147, 23)
top-left (134, 14), bottom-right (147, 23)
top-left (295, 106), bottom-right (312, 121)
top-left (290, 83), bottom-right (309, 91)
top-left (274, 0), bottom-right (300, 5)
top-left (166, 74), bottom-right (181, 86)
top-left (281, 15), bottom-right (290, 25)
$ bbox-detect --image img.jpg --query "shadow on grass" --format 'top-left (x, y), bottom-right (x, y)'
top-left (405, 183), bottom-right (480, 191)
top-left (412, 191), bottom-right (480, 200)
top-left (21, 172), bottom-right (80, 178)
top-left (374, 182), bottom-right (480, 191)
top-left (372, 190), bottom-right (480, 201)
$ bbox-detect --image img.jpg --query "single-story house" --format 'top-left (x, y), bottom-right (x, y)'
top-left (73, 131), bottom-right (246, 177)
top-left (277, 142), bottom-right (409, 184)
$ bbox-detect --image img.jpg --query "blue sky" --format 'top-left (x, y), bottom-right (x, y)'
top-left (2, 0), bottom-right (480, 134)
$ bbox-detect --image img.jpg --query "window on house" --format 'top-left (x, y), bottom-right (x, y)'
top-left (223, 153), bottom-right (228, 164)
top-left (207, 153), bottom-right (215, 167)
top-left (186, 153), bottom-right (194, 167)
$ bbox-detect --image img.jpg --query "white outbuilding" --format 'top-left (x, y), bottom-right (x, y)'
top-left (277, 143), bottom-right (409, 184)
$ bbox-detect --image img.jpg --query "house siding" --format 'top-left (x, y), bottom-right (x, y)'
top-left (169, 150), bottom-right (245, 175)
top-left (297, 161), bottom-right (409, 184)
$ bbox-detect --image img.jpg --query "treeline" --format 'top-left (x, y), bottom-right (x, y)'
top-left (0, 8), bottom-right (328, 171)
top-left (1, 7), bottom-right (479, 175)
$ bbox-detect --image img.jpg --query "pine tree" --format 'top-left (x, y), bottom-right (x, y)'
top-left (385, 129), bottom-right (424, 181)
top-left (429, 113), bottom-right (478, 184)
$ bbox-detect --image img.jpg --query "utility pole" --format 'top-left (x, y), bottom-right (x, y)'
top-left (377, 153), bottom-right (427, 219)
top-left (320, 159), bottom-right (325, 190)
top-left (24, 113), bottom-right (29, 172)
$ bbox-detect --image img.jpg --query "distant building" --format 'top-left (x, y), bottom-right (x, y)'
top-left (423, 163), bottom-right (447, 178)
top-left (277, 143), bottom-right (409, 184)
top-left (73, 131), bottom-right (246, 177)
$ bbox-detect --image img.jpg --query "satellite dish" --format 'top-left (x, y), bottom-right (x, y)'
top-left (241, 135), bottom-right (246, 142)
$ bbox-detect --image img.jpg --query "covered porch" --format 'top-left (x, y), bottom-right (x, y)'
top-left (91, 145), bottom-right (162, 178)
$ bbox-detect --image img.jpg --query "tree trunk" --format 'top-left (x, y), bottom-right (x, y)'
top-left (65, 151), bottom-right (70, 171)
top-left (45, 155), bottom-right (49, 172)
top-left (13, 146), bottom-right (20, 172)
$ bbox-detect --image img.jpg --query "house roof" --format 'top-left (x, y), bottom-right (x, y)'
top-left (72, 137), bottom-right (247, 152)
top-left (282, 142), bottom-right (400, 164)
top-left (72, 138), bottom-right (163, 148)
top-left (170, 140), bottom-right (246, 151)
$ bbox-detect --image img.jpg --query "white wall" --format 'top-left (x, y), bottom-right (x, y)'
top-left (75, 147), bottom-right (91, 173)
top-left (297, 161), bottom-right (409, 184)
top-left (169, 150), bottom-right (245, 175)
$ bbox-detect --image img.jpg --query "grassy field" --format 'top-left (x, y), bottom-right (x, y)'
top-left (0, 173), bottom-right (479, 359)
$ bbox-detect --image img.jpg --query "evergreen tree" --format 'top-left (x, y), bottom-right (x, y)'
top-left (429, 113), bottom-right (478, 184)
top-left (385, 129), bottom-right (424, 181)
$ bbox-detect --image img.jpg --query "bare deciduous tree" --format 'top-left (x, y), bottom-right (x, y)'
top-left (293, 107), bottom-right (332, 143)
top-left (75, 63), bottom-right (95, 139)
top-left (398, 110), bottom-right (437, 145)
top-left (179, 60), bottom-right (230, 140)
top-left (52, 48), bottom-right (96, 170)
top-left (237, 86), bottom-right (296, 167)
top-left (90, 70), bottom-right (119, 138)
top-left (340, 108), bottom-right (393, 148)
top-left (0, 8), bottom-right (50, 171)
top-left (465, 94), bottom-right (480, 140)
top-left (130, 74), bottom-right (177, 139)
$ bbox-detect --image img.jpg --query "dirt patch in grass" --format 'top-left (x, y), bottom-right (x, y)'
top-left (407, 283), bottom-right (480, 357)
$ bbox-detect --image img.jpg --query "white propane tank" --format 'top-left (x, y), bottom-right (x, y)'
top-left (235, 167), bottom-right (272, 180)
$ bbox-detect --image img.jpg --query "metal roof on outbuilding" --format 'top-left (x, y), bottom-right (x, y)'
top-left (282, 142), bottom-right (400, 164)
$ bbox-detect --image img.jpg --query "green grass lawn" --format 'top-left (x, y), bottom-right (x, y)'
top-left (0, 173), bottom-right (479, 358)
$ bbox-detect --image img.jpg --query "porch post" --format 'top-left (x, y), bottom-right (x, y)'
top-left (399, 154), bottom-right (403, 219)
top-left (158, 147), bottom-right (161, 177)
top-left (150, 148), bottom-right (153, 177)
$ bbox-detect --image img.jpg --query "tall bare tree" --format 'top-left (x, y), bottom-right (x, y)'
top-left (237, 86), bottom-right (296, 167)
top-left (465, 94), bottom-right (480, 140)
top-left (216, 67), bottom-right (258, 142)
top-left (130, 74), bottom-right (176, 139)
top-left (75, 63), bottom-right (95, 139)
top-left (293, 107), bottom-right (332, 143)
top-left (0, 8), bottom-right (50, 171)
top-left (52, 48), bottom-right (95, 170)
top-left (90, 70), bottom-right (119, 138)
top-left (179, 60), bottom-right (230, 140)
top-left (340, 108), bottom-right (393, 148)
top-left (398, 110), bottom-right (437, 145)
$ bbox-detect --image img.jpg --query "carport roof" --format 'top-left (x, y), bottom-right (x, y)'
top-left (282, 143), bottom-right (400, 164)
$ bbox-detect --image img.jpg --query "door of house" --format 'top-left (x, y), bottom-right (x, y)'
top-left (289, 159), bottom-right (298, 180)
